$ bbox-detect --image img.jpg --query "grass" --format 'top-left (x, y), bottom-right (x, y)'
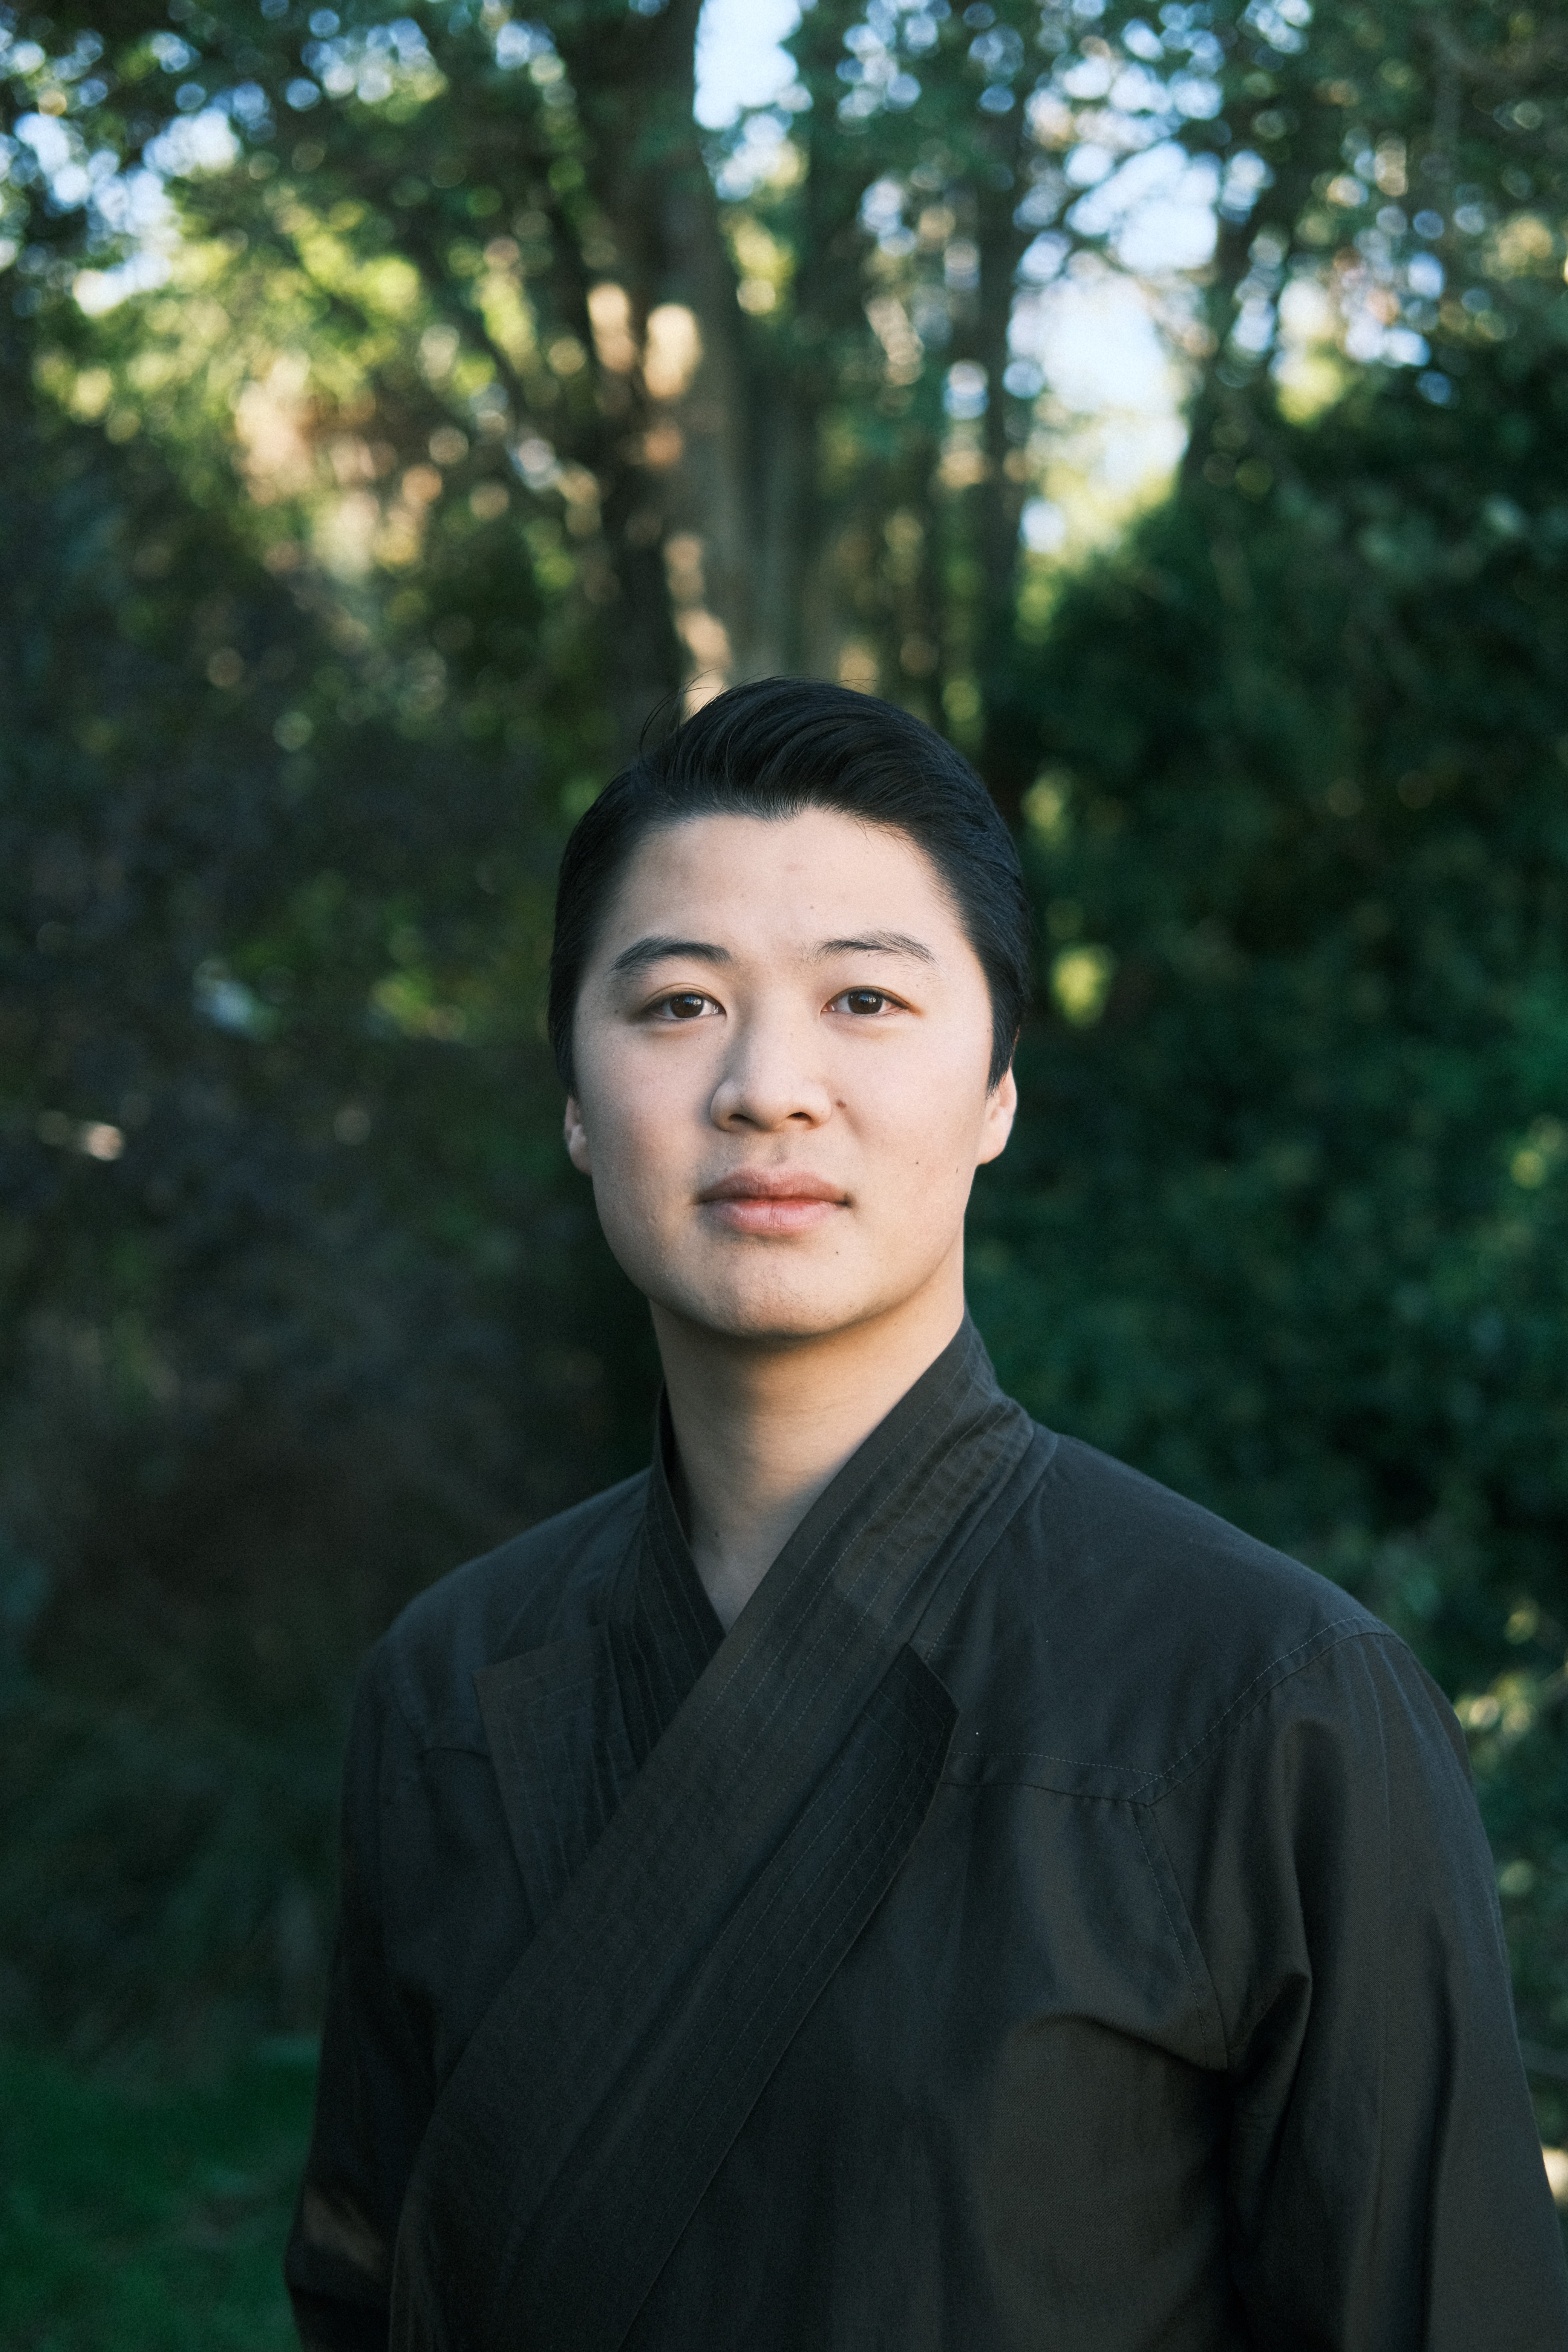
top-left (0, 2039), bottom-right (317, 2352)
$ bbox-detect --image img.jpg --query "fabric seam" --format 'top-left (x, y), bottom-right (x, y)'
top-left (955, 1619), bottom-right (1398, 1799)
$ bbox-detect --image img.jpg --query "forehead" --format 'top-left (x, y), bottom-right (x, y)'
top-left (594, 808), bottom-right (961, 952)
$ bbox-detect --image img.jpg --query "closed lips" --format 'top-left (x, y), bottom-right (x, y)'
top-left (698, 1172), bottom-right (847, 1204)
top-left (697, 1173), bottom-right (847, 1232)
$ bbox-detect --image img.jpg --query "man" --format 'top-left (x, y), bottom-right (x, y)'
top-left (287, 680), bottom-right (1568, 2350)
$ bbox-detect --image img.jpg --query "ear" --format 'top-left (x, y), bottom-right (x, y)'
top-left (975, 1063), bottom-right (1017, 1167)
top-left (564, 1096), bottom-right (593, 1176)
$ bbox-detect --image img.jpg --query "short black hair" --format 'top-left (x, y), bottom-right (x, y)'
top-left (548, 678), bottom-right (1030, 1092)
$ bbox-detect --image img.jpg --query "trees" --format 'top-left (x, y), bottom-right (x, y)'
top-left (0, 0), bottom-right (1165, 2037)
top-left (2, 0), bottom-right (1044, 765)
top-left (974, 188), bottom-right (1568, 2089)
top-left (0, 0), bottom-right (1565, 2069)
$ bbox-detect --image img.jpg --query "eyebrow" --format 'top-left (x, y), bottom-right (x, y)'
top-left (605, 928), bottom-right (937, 980)
top-left (812, 931), bottom-right (936, 963)
top-left (607, 935), bottom-right (734, 977)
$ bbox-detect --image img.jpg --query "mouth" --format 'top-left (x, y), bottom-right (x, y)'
top-left (697, 1170), bottom-right (848, 1237)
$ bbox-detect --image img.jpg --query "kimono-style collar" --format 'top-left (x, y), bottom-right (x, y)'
top-left (476, 1317), bottom-right (1025, 1924)
top-left (611, 1313), bottom-right (1016, 1766)
top-left (410, 1314), bottom-right (1047, 2352)
top-left (604, 1405), bottom-right (723, 1773)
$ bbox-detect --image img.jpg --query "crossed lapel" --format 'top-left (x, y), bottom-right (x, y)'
top-left (392, 1321), bottom-right (1051, 2352)
top-left (473, 1481), bottom-right (721, 1937)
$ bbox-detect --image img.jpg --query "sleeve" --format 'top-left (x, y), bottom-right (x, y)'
top-left (285, 1646), bottom-right (433, 2351)
top-left (1156, 1628), bottom-right (1568, 2352)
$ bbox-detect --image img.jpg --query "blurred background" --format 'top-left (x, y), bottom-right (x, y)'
top-left (2, 0), bottom-right (1567, 2335)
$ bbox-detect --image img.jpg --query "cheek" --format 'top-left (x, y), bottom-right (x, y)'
top-left (851, 1044), bottom-right (994, 1170)
top-left (576, 1041), bottom-right (700, 1188)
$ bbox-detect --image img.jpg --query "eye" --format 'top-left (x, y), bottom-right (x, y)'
top-left (651, 990), bottom-right (717, 1022)
top-left (832, 988), bottom-right (894, 1017)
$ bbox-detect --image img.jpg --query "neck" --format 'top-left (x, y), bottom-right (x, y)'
top-left (652, 1267), bottom-right (968, 1632)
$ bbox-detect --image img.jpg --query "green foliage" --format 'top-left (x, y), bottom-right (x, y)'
top-left (976, 328), bottom-right (1568, 2049)
top-left (0, 2038), bottom-right (315, 2349)
top-left (0, 289), bottom-right (658, 2048)
top-left (0, 0), bottom-right (1132, 2047)
top-left (0, 0), bottom-right (1565, 2106)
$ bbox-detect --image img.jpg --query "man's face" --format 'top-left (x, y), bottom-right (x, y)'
top-left (564, 807), bottom-right (1017, 1346)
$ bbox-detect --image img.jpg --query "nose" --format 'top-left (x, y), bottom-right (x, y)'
top-left (708, 1003), bottom-right (833, 1132)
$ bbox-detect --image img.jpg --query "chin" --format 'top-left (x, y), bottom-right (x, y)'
top-left (655, 1268), bottom-right (893, 1348)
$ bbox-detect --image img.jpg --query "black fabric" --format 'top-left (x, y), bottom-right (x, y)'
top-left (392, 1325), bottom-right (1040, 2352)
top-left (286, 1325), bottom-right (1568, 2351)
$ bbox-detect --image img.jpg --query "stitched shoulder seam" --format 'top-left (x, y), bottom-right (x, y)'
top-left (960, 1619), bottom-right (1400, 1798)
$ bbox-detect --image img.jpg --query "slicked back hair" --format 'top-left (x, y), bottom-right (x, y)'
top-left (548, 678), bottom-right (1031, 1094)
